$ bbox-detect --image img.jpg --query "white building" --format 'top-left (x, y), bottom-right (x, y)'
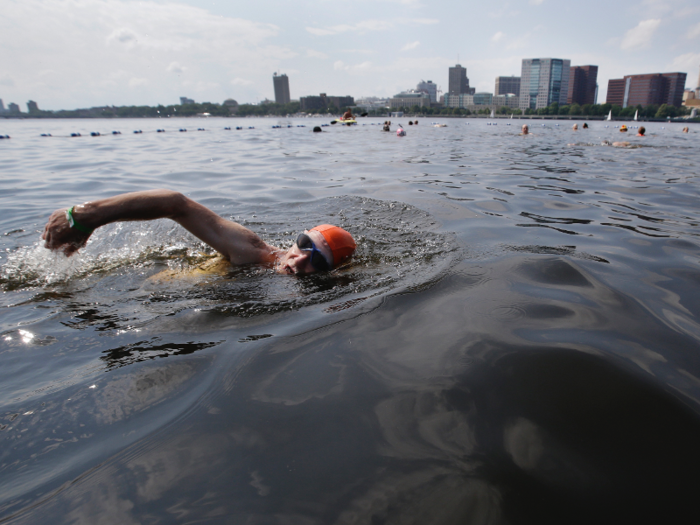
top-left (416, 80), bottom-right (437, 103)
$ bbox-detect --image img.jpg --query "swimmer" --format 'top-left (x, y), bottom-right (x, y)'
top-left (383, 121), bottom-right (391, 132)
top-left (342, 109), bottom-right (355, 121)
top-left (583, 123), bottom-right (588, 129)
top-left (42, 190), bottom-right (356, 275)
top-left (683, 127), bottom-right (689, 133)
top-left (520, 124), bottom-right (530, 135)
top-left (637, 126), bottom-right (645, 137)
top-left (619, 125), bottom-right (628, 133)
top-left (601, 140), bottom-right (632, 147)
top-left (572, 124), bottom-right (578, 131)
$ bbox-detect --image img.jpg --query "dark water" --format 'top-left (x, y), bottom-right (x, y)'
top-left (1, 118), bottom-right (700, 524)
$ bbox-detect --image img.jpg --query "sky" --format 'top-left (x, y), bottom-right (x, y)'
top-left (2, 0), bottom-right (700, 111)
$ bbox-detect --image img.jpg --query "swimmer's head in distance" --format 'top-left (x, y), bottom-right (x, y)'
top-left (310, 224), bottom-right (356, 267)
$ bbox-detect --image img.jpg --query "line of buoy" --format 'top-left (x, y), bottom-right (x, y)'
top-left (0, 135), bottom-right (10, 139)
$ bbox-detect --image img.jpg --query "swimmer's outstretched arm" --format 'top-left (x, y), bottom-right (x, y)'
top-left (42, 189), bottom-right (279, 265)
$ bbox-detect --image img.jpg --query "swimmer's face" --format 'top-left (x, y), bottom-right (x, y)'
top-left (522, 125), bottom-right (528, 134)
top-left (276, 230), bottom-right (333, 275)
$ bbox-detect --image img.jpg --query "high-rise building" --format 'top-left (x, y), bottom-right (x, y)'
top-left (567, 65), bottom-right (598, 106)
top-left (0, 99), bottom-right (5, 112)
top-left (8, 103), bottom-right (20, 113)
top-left (273, 73), bottom-right (290, 105)
top-left (605, 72), bottom-right (687, 108)
top-left (495, 76), bottom-right (520, 96)
top-left (27, 100), bottom-right (39, 113)
top-left (518, 58), bottom-right (571, 111)
top-left (180, 97), bottom-right (195, 105)
top-left (416, 80), bottom-right (437, 103)
top-left (449, 64), bottom-right (471, 95)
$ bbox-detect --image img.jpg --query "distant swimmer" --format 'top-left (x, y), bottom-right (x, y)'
top-left (382, 121), bottom-right (391, 132)
top-left (42, 190), bottom-right (356, 276)
top-left (572, 123), bottom-right (578, 131)
top-left (520, 124), bottom-right (531, 135)
top-left (637, 126), bottom-right (645, 137)
top-left (683, 126), bottom-right (689, 133)
top-left (601, 140), bottom-right (634, 148)
top-left (583, 123), bottom-right (589, 129)
top-left (414, 120), bottom-right (418, 125)
top-left (619, 124), bottom-right (628, 133)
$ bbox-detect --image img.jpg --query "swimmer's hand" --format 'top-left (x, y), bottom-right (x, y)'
top-left (42, 207), bottom-right (93, 256)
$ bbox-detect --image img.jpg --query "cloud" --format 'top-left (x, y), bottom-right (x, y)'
top-left (107, 27), bottom-right (137, 45)
top-left (688, 22), bottom-right (700, 39)
top-left (491, 31), bottom-right (504, 42)
top-left (306, 17), bottom-right (436, 36)
top-left (621, 19), bottom-right (661, 50)
top-left (128, 78), bottom-right (148, 88)
top-left (306, 49), bottom-right (328, 59)
top-left (166, 62), bottom-right (185, 74)
top-left (333, 60), bottom-right (373, 73)
top-left (401, 41), bottom-right (420, 51)
top-left (529, 0), bottom-right (544, 5)
top-left (0, 75), bottom-right (15, 87)
top-left (1, 0), bottom-right (293, 108)
top-left (669, 52), bottom-right (700, 72)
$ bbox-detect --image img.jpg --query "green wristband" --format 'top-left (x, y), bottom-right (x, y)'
top-left (65, 206), bottom-right (94, 234)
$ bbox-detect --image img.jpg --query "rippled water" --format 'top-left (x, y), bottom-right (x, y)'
top-left (1, 117), bottom-right (700, 524)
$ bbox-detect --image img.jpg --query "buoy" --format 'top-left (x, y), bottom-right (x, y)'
top-left (397, 128), bottom-right (406, 137)
top-left (224, 127), bottom-right (231, 130)
top-left (133, 130), bottom-right (142, 134)
top-left (236, 126), bottom-right (243, 130)
top-left (90, 132), bottom-right (100, 137)
top-left (248, 126), bottom-right (254, 129)
top-left (157, 129), bottom-right (165, 133)
top-left (40, 133), bottom-right (51, 137)
top-left (70, 133), bottom-right (81, 137)
top-left (179, 129), bottom-right (187, 132)
top-left (112, 131), bottom-right (121, 135)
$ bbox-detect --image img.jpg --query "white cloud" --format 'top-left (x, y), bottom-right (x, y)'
top-left (333, 61), bottom-right (373, 73)
top-left (669, 52), bottom-right (700, 71)
top-left (306, 17), bottom-right (436, 36)
top-left (401, 41), bottom-right (420, 51)
top-left (128, 78), bottom-right (148, 88)
top-left (491, 31), bottom-right (504, 42)
top-left (0, 75), bottom-right (15, 87)
top-left (687, 22), bottom-right (700, 39)
top-left (1, 0), bottom-right (292, 108)
top-left (621, 19), bottom-right (661, 50)
top-left (166, 62), bottom-right (185, 74)
top-left (306, 49), bottom-right (328, 59)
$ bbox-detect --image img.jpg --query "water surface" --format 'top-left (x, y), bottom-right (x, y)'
top-left (1, 117), bottom-right (700, 524)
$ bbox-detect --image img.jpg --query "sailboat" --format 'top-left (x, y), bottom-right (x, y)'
top-left (606, 110), bottom-right (612, 121)
top-left (490, 109), bottom-right (495, 119)
top-left (633, 110), bottom-right (638, 121)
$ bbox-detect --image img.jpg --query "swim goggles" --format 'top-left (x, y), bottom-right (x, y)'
top-left (296, 233), bottom-right (332, 272)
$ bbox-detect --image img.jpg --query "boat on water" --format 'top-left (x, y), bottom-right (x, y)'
top-left (490, 109), bottom-right (495, 119)
top-left (606, 110), bottom-right (612, 121)
top-left (634, 110), bottom-right (638, 121)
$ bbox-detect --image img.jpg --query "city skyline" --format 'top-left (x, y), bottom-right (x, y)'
top-left (2, 0), bottom-right (700, 111)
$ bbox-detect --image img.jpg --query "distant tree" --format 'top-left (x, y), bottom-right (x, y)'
top-left (569, 103), bottom-right (581, 115)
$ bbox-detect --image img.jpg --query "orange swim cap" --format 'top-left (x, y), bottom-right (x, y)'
top-left (310, 224), bottom-right (356, 267)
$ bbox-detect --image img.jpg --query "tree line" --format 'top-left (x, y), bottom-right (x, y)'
top-left (391, 102), bottom-right (694, 119)
top-left (6, 101), bottom-right (695, 120)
